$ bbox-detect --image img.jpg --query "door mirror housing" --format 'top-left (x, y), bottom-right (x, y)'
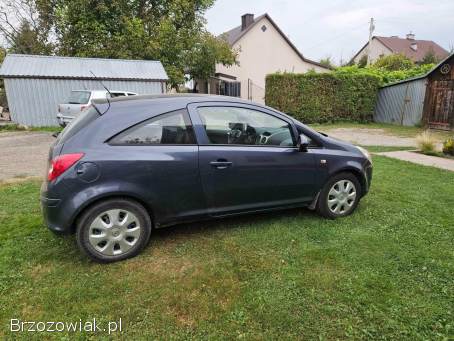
top-left (297, 134), bottom-right (309, 152)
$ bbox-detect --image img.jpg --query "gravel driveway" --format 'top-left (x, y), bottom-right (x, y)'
top-left (323, 128), bottom-right (417, 147)
top-left (0, 131), bottom-right (54, 182)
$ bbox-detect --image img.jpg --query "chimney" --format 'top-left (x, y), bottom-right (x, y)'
top-left (406, 32), bottom-right (415, 40)
top-left (241, 13), bottom-right (254, 31)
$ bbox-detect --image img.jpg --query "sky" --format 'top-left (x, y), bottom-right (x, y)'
top-left (205, 0), bottom-right (454, 65)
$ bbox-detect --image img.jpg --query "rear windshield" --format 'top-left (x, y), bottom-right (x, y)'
top-left (56, 107), bottom-right (99, 144)
top-left (66, 91), bottom-right (91, 104)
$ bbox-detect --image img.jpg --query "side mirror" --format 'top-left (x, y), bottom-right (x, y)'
top-left (297, 134), bottom-right (309, 152)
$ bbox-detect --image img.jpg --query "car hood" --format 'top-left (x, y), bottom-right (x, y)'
top-left (321, 135), bottom-right (362, 154)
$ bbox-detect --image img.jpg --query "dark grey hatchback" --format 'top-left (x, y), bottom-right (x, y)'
top-left (41, 94), bottom-right (372, 263)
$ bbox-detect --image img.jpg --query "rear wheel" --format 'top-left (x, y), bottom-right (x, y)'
top-left (316, 172), bottom-right (361, 219)
top-left (76, 198), bottom-right (152, 263)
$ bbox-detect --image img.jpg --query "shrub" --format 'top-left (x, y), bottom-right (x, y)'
top-left (416, 131), bottom-right (437, 154)
top-left (442, 138), bottom-right (454, 156)
top-left (265, 72), bottom-right (381, 123)
top-left (372, 53), bottom-right (414, 71)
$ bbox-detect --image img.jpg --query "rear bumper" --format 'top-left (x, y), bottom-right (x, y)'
top-left (56, 113), bottom-right (74, 127)
top-left (40, 195), bottom-right (73, 234)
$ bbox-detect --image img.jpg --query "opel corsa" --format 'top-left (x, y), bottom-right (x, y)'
top-left (41, 95), bottom-right (372, 263)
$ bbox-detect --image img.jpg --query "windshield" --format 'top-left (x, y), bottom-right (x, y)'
top-left (66, 91), bottom-right (91, 104)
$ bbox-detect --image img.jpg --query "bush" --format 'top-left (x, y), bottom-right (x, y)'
top-left (373, 53), bottom-right (414, 71)
top-left (442, 138), bottom-right (454, 156)
top-left (265, 72), bottom-right (381, 123)
top-left (416, 131), bottom-right (437, 154)
top-left (337, 64), bottom-right (435, 86)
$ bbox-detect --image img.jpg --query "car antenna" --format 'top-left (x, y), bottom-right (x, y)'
top-left (89, 70), bottom-right (111, 115)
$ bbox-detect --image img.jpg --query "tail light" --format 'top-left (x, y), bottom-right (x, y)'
top-left (48, 153), bottom-right (84, 182)
top-left (80, 105), bottom-right (90, 111)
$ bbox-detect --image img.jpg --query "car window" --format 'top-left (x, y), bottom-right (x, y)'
top-left (127, 93), bottom-right (137, 96)
top-left (66, 91), bottom-right (91, 104)
top-left (57, 107), bottom-right (99, 144)
top-left (110, 109), bottom-right (196, 145)
top-left (110, 92), bottom-right (127, 98)
top-left (197, 106), bottom-right (294, 147)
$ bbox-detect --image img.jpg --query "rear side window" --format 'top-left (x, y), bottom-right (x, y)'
top-left (56, 107), bottom-right (99, 144)
top-left (66, 91), bottom-right (91, 104)
top-left (110, 109), bottom-right (196, 145)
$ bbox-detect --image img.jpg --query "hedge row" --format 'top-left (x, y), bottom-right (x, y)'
top-left (265, 72), bottom-right (381, 123)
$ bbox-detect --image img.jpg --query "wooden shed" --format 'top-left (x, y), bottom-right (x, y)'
top-left (375, 53), bottom-right (454, 130)
top-left (422, 54), bottom-right (454, 130)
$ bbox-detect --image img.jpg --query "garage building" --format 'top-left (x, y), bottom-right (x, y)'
top-left (0, 54), bottom-right (168, 126)
top-left (375, 53), bottom-right (454, 130)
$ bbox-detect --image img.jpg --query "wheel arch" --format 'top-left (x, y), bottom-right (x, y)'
top-left (329, 167), bottom-right (367, 197)
top-left (69, 193), bottom-right (154, 233)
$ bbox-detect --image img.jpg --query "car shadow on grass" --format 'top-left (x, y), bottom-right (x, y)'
top-left (150, 207), bottom-right (318, 241)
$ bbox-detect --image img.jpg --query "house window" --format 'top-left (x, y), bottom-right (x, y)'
top-left (261, 25), bottom-right (267, 32)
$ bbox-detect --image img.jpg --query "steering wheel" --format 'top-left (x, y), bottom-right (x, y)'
top-left (227, 128), bottom-right (243, 144)
top-left (258, 129), bottom-right (293, 146)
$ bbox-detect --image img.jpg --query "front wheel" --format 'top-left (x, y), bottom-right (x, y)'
top-left (316, 172), bottom-right (361, 219)
top-left (76, 198), bottom-right (152, 263)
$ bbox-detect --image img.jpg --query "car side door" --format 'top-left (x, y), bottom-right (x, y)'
top-left (188, 102), bottom-right (319, 215)
top-left (107, 108), bottom-right (206, 226)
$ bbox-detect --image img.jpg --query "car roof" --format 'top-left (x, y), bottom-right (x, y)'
top-left (92, 93), bottom-right (257, 106)
top-left (71, 90), bottom-right (132, 93)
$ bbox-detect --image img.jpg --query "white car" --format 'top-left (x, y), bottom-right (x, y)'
top-left (57, 90), bottom-right (137, 126)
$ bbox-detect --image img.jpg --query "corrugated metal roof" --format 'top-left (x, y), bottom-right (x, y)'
top-left (0, 54), bottom-right (168, 81)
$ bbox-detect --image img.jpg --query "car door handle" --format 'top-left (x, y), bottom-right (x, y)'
top-left (210, 160), bottom-right (233, 169)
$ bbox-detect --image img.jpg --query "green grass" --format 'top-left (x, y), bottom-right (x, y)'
top-left (309, 121), bottom-right (453, 140)
top-left (361, 145), bottom-right (415, 153)
top-left (1, 157), bottom-right (453, 339)
top-left (0, 123), bottom-right (61, 133)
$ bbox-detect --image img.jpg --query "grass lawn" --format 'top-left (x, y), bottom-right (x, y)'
top-left (309, 122), bottom-right (453, 141)
top-left (0, 123), bottom-right (62, 133)
top-left (1, 156), bottom-right (453, 339)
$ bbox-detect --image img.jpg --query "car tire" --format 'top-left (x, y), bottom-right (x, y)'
top-left (316, 172), bottom-right (361, 219)
top-left (76, 198), bottom-right (152, 263)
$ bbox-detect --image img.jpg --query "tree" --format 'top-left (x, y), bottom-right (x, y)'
top-left (0, 0), bottom-right (54, 54)
top-left (319, 56), bottom-right (335, 69)
top-left (0, 45), bottom-right (5, 63)
top-left (52, 0), bottom-right (236, 88)
top-left (357, 55), bottom-right (368, 68)
top-left (0, 0), bottom-right (237, 88)
top-left (187, 32), bottom-right (238, 83)
top-left (421, 48), bottom-right (439, 65)
top-left (372, 53), bottom-right (414, 71)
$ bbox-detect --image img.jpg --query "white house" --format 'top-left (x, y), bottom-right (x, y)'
top-left (198, 13), bottom-right (329, 103)
top-left (352, 33), bottom-right (449, 65)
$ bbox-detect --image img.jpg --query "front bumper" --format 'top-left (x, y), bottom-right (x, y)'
top-left (363, 163), bottom-right (373, 196)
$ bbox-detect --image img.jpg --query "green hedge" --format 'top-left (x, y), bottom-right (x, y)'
top-left (265, 72), bottom-right (381, 123)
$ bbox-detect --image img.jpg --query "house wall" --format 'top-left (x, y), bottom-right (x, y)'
top-left (353, 38), bottom-right (393, 64)
top-left (4, 78), bottom-right (164, 126)
top-left (215, 17), bottom-right (327, 103)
